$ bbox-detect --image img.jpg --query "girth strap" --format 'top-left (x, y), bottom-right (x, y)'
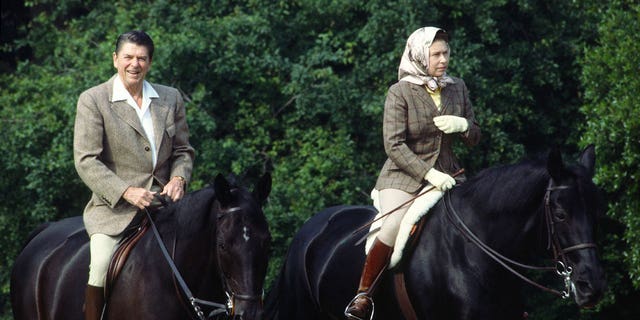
top-left (394, 273), bottom-right (418, 320)
top-left (392, 212), bottom-right (428, 320)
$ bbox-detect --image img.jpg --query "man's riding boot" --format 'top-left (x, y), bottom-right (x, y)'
top-left (83, 285), bottom-right (105, 320)
top-left (344, 239), bottom-right (393, 320)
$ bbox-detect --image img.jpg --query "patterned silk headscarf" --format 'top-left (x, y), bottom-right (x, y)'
top-left (398, 27), bottom-right (455, 90)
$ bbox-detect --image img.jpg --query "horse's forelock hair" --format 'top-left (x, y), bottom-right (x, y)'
top-left (232, 187), bottom-right (268, 223)
top-left (566, 163), bottom-right (603, 220)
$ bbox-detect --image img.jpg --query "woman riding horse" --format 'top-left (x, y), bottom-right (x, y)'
top-left (265, 146), bottom-right (605, 320)
top-left (345, 26), bottom-right (480, 320)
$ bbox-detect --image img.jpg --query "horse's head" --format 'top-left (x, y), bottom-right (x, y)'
top-left (546, 145), bottom-right (606, 307)
top-left (214, 173), bottom-right (272, 319)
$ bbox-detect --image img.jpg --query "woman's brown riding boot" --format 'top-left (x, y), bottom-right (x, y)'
top-left (344, 239), bottom-right (393, 320)
top-left (83, 285), bottom-right (105, 320)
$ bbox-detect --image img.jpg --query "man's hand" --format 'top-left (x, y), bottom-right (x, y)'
top-left (161, 176), bottom-right (185, 202)
top-left (123, 186), bottom-right (157, 209)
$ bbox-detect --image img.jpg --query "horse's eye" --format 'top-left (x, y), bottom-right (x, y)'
top-left (554, 210), bottom-right (567, 222)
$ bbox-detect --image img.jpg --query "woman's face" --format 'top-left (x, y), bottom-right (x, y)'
top-left (428, 39), bottom-right (449, 77)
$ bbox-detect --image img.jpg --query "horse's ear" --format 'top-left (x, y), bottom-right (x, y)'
top-left (253, 172), bottom-right (272, 205)
top-left (214, 173), bottom-right (233, 207)
top-left (579, 144), bottom-right (596, 178)
top-left (547, 147), bottom-right (567, 182)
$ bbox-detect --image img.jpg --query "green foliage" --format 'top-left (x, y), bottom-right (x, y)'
top-left (580, 0), bottom-right (640, 297)
top-left (2, 0), bottom-right (639, 318)
top-left (0, 62), bottom-right (90, 316)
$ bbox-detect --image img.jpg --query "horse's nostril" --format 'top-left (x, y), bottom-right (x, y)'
top-left (575, 280), bottom-right (590, 296)
top-left (574, 278), bottom-right (604, 308)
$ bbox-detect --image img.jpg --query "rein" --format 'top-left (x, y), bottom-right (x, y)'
top-left (395, 178), bottom-right (599, 320)
top-left (442, 179), bottom-right (597, 298)
top-left (352, 169), bottom-right (465, 235)
top-left (144, 208), bottom-right (228, 319)
top-left (144, 196), bottom-right (265, 319)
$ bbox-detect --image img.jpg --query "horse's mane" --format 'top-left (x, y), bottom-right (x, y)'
top-left (456, 158), bottom-right (550, 215)
top-left (153, 186), bottom-right (217, 235)
top-left (155, 177), bottom-right (267, 234)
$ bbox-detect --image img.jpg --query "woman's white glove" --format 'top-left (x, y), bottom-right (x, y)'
top-left (425, 168), bottom-right (456, 191)
top-left (433, 115), bottom-right (468, 134)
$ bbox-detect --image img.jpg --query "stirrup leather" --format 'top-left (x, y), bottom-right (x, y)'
top-left (344, 292), bottom-right (374, 320)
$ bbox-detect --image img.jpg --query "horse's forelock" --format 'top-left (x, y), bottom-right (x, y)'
top-left (567, 163), bottom-right (603, 221)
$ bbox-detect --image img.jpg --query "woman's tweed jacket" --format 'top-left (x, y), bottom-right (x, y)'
top-left (375, 78), bottom-right (480, 193)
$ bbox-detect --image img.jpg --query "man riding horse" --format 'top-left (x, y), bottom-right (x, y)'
top-left (73, 30), bottom-right (194, 319)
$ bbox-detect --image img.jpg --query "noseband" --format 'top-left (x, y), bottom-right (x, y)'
top-left (444, 179), bottom-right (597, 299)
top-left (544, 181), bottom-right (597, 259)
top-left (144, 202), bottom-right (264, 319)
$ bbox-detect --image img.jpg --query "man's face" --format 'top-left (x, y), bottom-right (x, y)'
top-left (113, 42), bottom-right (152, 91)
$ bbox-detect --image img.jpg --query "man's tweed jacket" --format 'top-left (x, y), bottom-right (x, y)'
top-left (375, 78), bottom-right (481, 194)
top-left (74, 75), bottom-right (194, 236)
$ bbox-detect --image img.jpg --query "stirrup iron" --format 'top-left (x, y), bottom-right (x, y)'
top-left (344, 292), bottom-right (375, 320)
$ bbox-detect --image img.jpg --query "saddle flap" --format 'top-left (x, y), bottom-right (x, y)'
top-left (105, 215), bottom-right (150, 298)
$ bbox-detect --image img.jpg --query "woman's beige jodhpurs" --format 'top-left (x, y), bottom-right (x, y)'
top-left (376, 188), bottom-right (414, 246)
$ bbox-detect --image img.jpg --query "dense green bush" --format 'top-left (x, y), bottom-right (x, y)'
top-left (580, 1), bottom-right (640, 318)
top-left (1, 1), bottom-right (638, 318)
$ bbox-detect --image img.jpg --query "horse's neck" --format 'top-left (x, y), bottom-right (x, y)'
top-left (457, 168), bottom-right (549, 253)
top-left (169, 193), bottom-right (218, 267)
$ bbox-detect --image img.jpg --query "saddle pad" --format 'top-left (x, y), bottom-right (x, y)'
top-left (366, 187), bottom-right (443, 268)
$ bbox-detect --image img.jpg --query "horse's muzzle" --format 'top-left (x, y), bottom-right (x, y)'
top-left (573, 265), bottom-right (606, 308)
top-left (230, 298), bottom-right (264, 320)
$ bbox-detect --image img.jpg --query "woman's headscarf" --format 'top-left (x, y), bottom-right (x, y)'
top-left (398, 27), bottom-right (455, 90)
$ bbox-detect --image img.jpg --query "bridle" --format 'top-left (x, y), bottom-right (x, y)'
top-left (144, 200), bottom-right (264, 319)
top-left (544, 181), bottom-right (598, 261)
top-left (216, 206), bottom-right (265, 318)
top-left (443, 179), bottom-right (598, 299)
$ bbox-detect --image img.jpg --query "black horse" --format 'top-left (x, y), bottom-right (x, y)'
top-left (11, 173), bottom-right (271, 320)
top-left (265, 146), bottom-right (606, 319)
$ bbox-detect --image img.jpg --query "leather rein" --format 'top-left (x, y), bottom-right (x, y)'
top-left (144, 199), bottom-right (263, 319)
top-left (442, 179), bottom-right (597, 298)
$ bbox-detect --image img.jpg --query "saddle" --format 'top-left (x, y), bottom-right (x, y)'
top-left (105, 192), bottom-right (172, 297)
top-left (104, 212), bottom-right (150, 298)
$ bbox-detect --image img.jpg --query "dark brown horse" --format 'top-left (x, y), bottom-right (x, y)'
top-left (265, 146), bottom-right (606, 319)
top-left (11, 173), bottom-right (271, 320)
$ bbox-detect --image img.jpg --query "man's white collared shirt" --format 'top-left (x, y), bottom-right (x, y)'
top-left (112, 76), bottom-right (160, 168)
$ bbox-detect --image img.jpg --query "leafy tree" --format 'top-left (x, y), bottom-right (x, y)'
top-left (580, 1), bottom-right (640, 318)
top-left (2, 0), bottom-right (639, 319)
